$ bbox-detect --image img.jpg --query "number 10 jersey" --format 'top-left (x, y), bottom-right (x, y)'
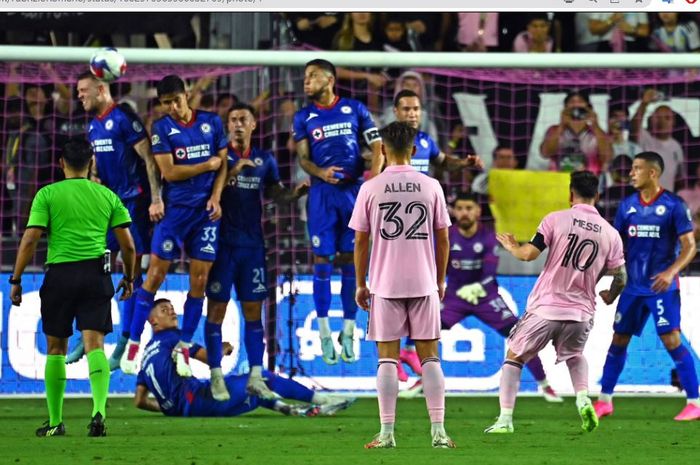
top-left (526, 203), bottom-right (625, 322)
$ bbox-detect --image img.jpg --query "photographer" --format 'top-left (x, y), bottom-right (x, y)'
top-left (540, 91), bottom-right (612, 174)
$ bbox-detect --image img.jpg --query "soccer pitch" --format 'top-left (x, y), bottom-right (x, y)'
top-left (1, 397), bottom-right (697, 465)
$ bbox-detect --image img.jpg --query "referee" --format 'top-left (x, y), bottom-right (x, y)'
top-left (10, 139), bottom-right (136, 438)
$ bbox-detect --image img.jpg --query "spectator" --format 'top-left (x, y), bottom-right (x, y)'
top-left (540, 91), bottom-right (612, 174)
top-left (472, 145), bottom-right (519, 195)
top-left (456, 13), bottom-right (499, 52)
top-left (678, 163), bottom-right (700, 217)
top-left (608, 107), bottom-right (641, 162)
top-left (380, 70), bottom-right (439, 142)
top-left (287, 13), bottom-right (343, 50)
top-left (650, 13), bottom-right (700, 52)
top-left (216, 93), bottom-right (238, 126)
top-left (576, 13), bottom-right (649, 52)
top-left (382, 14), bottom-right (414, 52)
top-left (631, 89), bottom-right (684, 192)
top-left (513, 13), bottom-right (553, 53)
top-left (597, 154), bottom-right (634, 223)
top-left (390, 13), bottom-right (451, 51)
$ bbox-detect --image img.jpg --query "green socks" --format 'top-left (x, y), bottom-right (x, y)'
top-left (45, 354), bottom-right (67, 427)
top-left (87, 349), bottom-right (110, 418)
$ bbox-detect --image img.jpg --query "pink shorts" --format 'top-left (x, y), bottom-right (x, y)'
top-left (508, 312), bottom-right (593, 363)
top-left (367, 292), bottom-right (441, 342)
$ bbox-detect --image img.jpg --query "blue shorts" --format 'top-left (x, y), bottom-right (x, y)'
top-left (107, 194), bottom-right (150, 255)
top-left (307, 182), bottom-right (360, 257)
top-left (184, 375), bottom-right (259, 417)
top-left (207, 245), bottom-right (267, 302)
top-left (151, 206), bottom-right (219, 262)
top-left (613, 290), bottom-right (681, 336)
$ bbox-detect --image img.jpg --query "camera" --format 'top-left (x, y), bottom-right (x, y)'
top-left (570, 107), bottom-right (589, 120)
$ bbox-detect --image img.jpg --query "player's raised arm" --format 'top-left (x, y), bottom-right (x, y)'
top-left (133, 138), bottom-right (164, 222)
top-left (496, 232), bottom-right (543, 262)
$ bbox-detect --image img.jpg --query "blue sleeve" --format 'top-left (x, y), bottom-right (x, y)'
top-left (136, 370), bottom-right (147, 386)
top-left (151, 120), bottom-right (171, 155)
top-left (119, 110), bottom-right (147, 147)
top-left (264, 155), bottom-right (281, 186)
top-left (212, 115), bottom-right (228, 152)
top-left (292, 110), bottom-right (307, 143)
top-left (613, 199), bottom-right (626, 233)
top-left (356, 101), bottom-right (380, 145)
top-left (672, 198), bottom-right (694, 236)
top-left (188, 343), bottom-right (203, 358)
top-left (428, 137), bottom-right (440, 162)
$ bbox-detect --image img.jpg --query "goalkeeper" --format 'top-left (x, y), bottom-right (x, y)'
top-left (441, 193), bottom-right (560, 401)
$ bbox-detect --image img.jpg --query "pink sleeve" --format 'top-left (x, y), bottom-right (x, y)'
top-left (606, 230), bottom-right (626, 269)
top-left (536, 213), bottom-right (555, 247)
top-left (348, 186), bottom-right (370, 232)
top-left (513, 32), bottom-right (528, 52)
top-left (433, 185), bottom-right (452, 230)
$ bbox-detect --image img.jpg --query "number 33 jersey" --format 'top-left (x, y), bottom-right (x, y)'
top-left (526, 204), bottom-right (625, 322)
top-left (348, 165), bottom-right (451, 299)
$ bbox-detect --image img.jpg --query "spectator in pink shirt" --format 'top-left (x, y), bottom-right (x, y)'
top-left (513, 14), bottom-right (554, 53)
top-left (456, 13), bottom-right (499, 52)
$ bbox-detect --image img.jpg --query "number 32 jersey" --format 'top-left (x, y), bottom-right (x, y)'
top-left (526, 204), bottom-right (625, 322)
top-left (348, 165), bottom-right (451, 299)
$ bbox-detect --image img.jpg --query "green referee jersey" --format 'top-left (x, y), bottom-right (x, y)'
top-left (26, 178), bottom-right (132, 264)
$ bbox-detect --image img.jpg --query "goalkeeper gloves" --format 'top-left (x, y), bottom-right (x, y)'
top-left (456, 282), bottom-right (486, 305)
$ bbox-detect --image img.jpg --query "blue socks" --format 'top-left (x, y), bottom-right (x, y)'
top-left (669, 345), bottom-right (699, 399)
top-left (129, 287), bottom-right (155, 341)
top-left (181, 294), bottom-right (204, 344)
top-left (120, 273), bottom-right (142, 338)
top-left (244, 319), bottom-right (265, 367)
top-left (262, 370), bottom-right (314, 403)
top-left (600, 344), bottom-right (628, 395)
top-left (340, 264), bottom-right (357, 320)
top-left (205, 321), bottom-right (223, 369)
top-left (313, 263), bottom-right (332, 318)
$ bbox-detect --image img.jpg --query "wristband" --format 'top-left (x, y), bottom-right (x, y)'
top-left (123, 276), bottom-right (135, 283)
top-left (9, 276), bottom-right (21, 285)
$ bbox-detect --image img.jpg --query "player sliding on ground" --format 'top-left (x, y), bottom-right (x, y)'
top-left (134, 298), bottom-right (355, 418)
top-left (350, 122), bottom-right (457, 449)
top-left (485, 171), bottom-right (626, 434)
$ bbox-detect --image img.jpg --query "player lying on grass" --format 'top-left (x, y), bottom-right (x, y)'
top-left (134, 298), bottom-right (354, 417)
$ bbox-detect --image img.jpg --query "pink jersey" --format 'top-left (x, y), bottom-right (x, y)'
top-left (349, 165), bottom-right (451, 298)
top-left (527, 203), bottom-right (625, 322)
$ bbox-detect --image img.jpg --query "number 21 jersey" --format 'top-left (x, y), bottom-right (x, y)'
top-left (526, 204), bottom-right (625, 322)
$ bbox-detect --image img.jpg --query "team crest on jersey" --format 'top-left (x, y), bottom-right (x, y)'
top-left (614, 312), bottom-right (622, 324)
top-left (341, 106), bottom-right (352, 114)
top-left (473, 242), bottom-right (483, 253)
top-left (133, 121), bottom-right (143, 133)
top-left (209, 281), bottom-right (222, 294)
top-left (201, 123), bottom-right (211, 134)
top-left (151, 134), bottom-right (160, 145)
top-left (312, 235), bottom-right (321, 248)
top-left (420, 139), bottom-right (429, 148)
top-left (162, 240), bottom-right (174, 253)
top-left (105, 119), bottom-right (114, 130)
top-left (628, 225), bottom-right (637, 237)
top-left (655, 205), bottom-right (666, 216)
top-left (175, 147), bottom-right (187, 160)
top-left (312, 128), bottom-right (324, 141)
top-left (254, 157), bottom-right (263, 166)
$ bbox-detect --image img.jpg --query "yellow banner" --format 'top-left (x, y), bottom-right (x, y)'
top-left (489, 169), bottom-right (570, 242)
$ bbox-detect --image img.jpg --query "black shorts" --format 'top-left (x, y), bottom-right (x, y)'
top-left (40, 258), bottom-right (114, 338)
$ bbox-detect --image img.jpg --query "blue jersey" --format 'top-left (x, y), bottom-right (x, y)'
top-left (410, 131), bottom-right (441, 174)
top-left (221, 145), bottom-right (281, 248)
top-left (292, 96), bottom-right (379, 182)
top-left (87, 103), bottom-right (148, 200)
top-left (136, 329), bottom-right (202, 416)
top-left (151, 110), bottom-right (227, 208)
top-left (614, 190), bottom-right (693, 296)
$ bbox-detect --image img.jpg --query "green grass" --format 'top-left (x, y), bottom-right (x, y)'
top-left (0, 397), bottom-right (697, 465)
